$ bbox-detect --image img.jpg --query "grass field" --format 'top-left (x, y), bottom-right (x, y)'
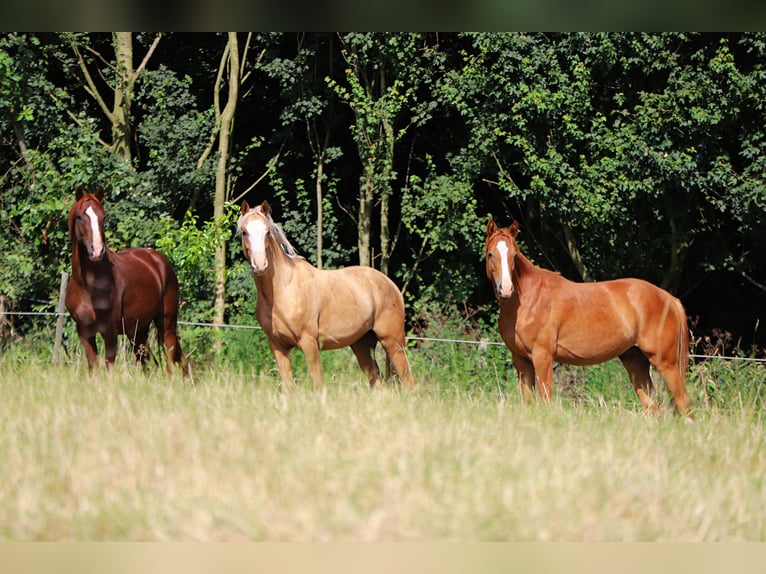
top-left (0, 347), bottom-right (765, 541)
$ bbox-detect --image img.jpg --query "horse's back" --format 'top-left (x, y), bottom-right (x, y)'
top-left (283, 264), bottom-right (405, 348)
top-left (337, 265), bottom-right (402, 292)
top-left (110, 248), bottom-right (179, 326)
top-left (112, 248), bottom-right (177, 288)
top-left (511, 274), bottom-right (685, 365)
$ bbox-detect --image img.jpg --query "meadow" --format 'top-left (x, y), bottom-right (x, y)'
top-left (1, 333), bottom-right (765, 542)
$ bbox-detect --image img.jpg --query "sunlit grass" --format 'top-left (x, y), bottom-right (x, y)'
top-left (0, 356), bottom-right (764, 540)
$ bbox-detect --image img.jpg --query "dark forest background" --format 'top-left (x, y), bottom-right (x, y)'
top-left (2, 33), bottom-right (765, 359)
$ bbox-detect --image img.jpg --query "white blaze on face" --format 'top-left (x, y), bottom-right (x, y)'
top-left (495, 240), bottom-right (514, 298)
top-left (245, 217), bottom-right (269, 273)
top-left (85, 206), bottom-right (104, 259)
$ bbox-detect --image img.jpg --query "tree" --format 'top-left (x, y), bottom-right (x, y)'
top-left (329, 33), bottom-right (430, 273)
top-left (446, 33), bottom-right (766, 296)
top-left (259, 33), bottom-right (344, 269)
top-left (69, 32), bottom-right (161, 164)
top-left (196, 32), bottom-right (249, 350)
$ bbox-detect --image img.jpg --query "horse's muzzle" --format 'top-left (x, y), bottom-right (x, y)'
top-left (496, 283), bottom-right (515, 299)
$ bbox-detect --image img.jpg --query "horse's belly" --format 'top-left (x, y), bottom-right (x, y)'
top-left (116, 316), bottom-right (152, 336)
top-left (553, 337), bottom-right (631, 365)
top-left (317, 324), bottom-right (371, 350)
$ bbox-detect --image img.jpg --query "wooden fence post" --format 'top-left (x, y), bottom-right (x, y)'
top-left (53, 271), bottom-right (68, 362)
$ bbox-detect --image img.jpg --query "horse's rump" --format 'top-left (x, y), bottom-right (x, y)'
top-left (293, 265), bottom-right (404, 350)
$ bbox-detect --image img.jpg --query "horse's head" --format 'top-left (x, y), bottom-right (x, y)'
top-left (69, 187), bottom-right (107, 262)
top-left (237, 200), bottom-right (272, 275)
top-left (485, 217), bottom-right (519, 300)
top-left (237, 199), bottom-right (302, 276)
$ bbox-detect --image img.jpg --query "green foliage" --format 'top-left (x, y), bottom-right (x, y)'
top-left (155, 210), bottom-right (219, 318)
top-left (3, 32), bottom-right (766, 363)
top-left (407, 300), bottom-right (515, 396)
top-left (447, 32), bottom-right (766, 291)
top-left (136, 65), bottom-right (215, 209)
top-left (399, 157), bottom-right (484, 303)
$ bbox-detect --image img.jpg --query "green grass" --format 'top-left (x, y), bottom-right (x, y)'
top-left (0, 351), bottom-right (765, 541)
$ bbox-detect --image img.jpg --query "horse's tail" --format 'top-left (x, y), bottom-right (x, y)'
top-left (675, 297), bottom-right (690, 382)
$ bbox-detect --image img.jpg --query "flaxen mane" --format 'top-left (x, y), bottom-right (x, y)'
top-left (236, 204), bottom-right (302, 260)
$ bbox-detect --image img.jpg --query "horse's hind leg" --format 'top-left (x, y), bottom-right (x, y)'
top-left (619, 347), bottom-right (658, 414)
top-left (653, 355), bottom-right (692, 418)
top-left (158, 322), bottom-right (187, 376)
top-left (131, 326), bottom-right (151, 368)
top-left (377, 332), bottom-right (415, 389)
top-left (350, 331), bottom-right (382, 388)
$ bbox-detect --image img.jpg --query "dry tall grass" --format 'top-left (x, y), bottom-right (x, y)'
top-left (1, 360), bottom-right (764, 540)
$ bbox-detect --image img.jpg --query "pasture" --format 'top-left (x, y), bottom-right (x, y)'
top-left (0, 343), bottom-right (765, 541)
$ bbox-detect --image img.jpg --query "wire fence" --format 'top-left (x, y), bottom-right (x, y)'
top-left (2, 310), bottom-right (766, 364)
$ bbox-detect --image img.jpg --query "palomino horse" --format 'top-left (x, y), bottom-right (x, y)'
top-left (237, 200), bottom-right (415, 390)
top-left (65, 187), bottom-right (188, 375)
top-left (485, 217), bottom-right (691, 416)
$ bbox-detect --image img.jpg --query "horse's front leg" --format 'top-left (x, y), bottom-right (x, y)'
top-left (530, 349), bottom-right (554, 401)
top-left (103, 331), bottom-right (119, 370)
top-left (268, 338), bottom-right (295, 388)
top-left (299, 336), bottom-right (324, 390)
top-left (512, 354), bottom-right (536, 403)
top-left (79, 333), bottom-right (99, 371)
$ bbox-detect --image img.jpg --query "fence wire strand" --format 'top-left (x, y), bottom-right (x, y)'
top-left (2, 310), bottom-right (765, 364)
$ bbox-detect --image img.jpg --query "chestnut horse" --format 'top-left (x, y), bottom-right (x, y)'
top-left (237, 200), bottom-right (415, 390)
top-left (65, 187), bottom-right (188, 375)
top-left (485, 218), bottom-right (691, 417)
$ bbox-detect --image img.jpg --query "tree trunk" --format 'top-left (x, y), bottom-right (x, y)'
top-left (315, 150), bottom-right (324, 269)
top-left (212, 33), bottom-right (240, 353)
top-left (358, 168), bottom-right (374, 268)
top-left (111, 32), bottom-right (134, 163)
top-left (379, 115), bottom-right (395, 276)
top-left (71, 32), bottom-right (161, 164)
top-left (561, 222), bottom-right (592, 282)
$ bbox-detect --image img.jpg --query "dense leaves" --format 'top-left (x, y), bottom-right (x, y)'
top-left (1, 32), bottom-right (765, 354)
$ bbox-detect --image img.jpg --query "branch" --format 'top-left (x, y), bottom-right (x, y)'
top-left (239, 33), bottom-right (253, 80)
top-left (48, 90), bottom-right (111, 149)
top-left (739, 267), bottom-right (766, 293)
top-left (71, 39), bottom-right (114, 122)
top-left (64, 108), bottom-right (111, 149)
top-left (229, 143), bottom-right (285, 205)
top-left (197, 39), bottom-right (231, 169)
top-left (135, 32), bottom-right (162, 76)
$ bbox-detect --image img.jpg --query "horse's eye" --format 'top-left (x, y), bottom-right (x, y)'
top-left (488, 252), bottom-right (494, 258)
top-left (242, 229), bottom-right (249, 237)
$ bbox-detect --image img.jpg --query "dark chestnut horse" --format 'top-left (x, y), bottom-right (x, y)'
top-left (237, 200), bottom-right (415, 390)
top-left (65, 187), bottom-right (188, 375)
top-left (485, 218), bottom-right (691, 417)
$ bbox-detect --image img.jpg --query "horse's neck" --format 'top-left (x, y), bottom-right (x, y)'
top-left (72, 245), bottom-right (114, 289)
top-left (253, 242), bottom-right (306, 303)
top-left (512, 253), bottom-right (544, 299)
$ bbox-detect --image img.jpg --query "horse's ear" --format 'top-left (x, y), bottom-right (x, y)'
top-left (486, 217), bottom-right (496, 238)
top-left (241, 200), bottom-right (250, 214)
top-left (95, 187), bottom-right (105, 202)
top-left (76, 187), bottom-right (84, 200)
top-left (509, 221), bottom-right (519, 238)
top-left (260, 200), bottom-right (271, 216)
